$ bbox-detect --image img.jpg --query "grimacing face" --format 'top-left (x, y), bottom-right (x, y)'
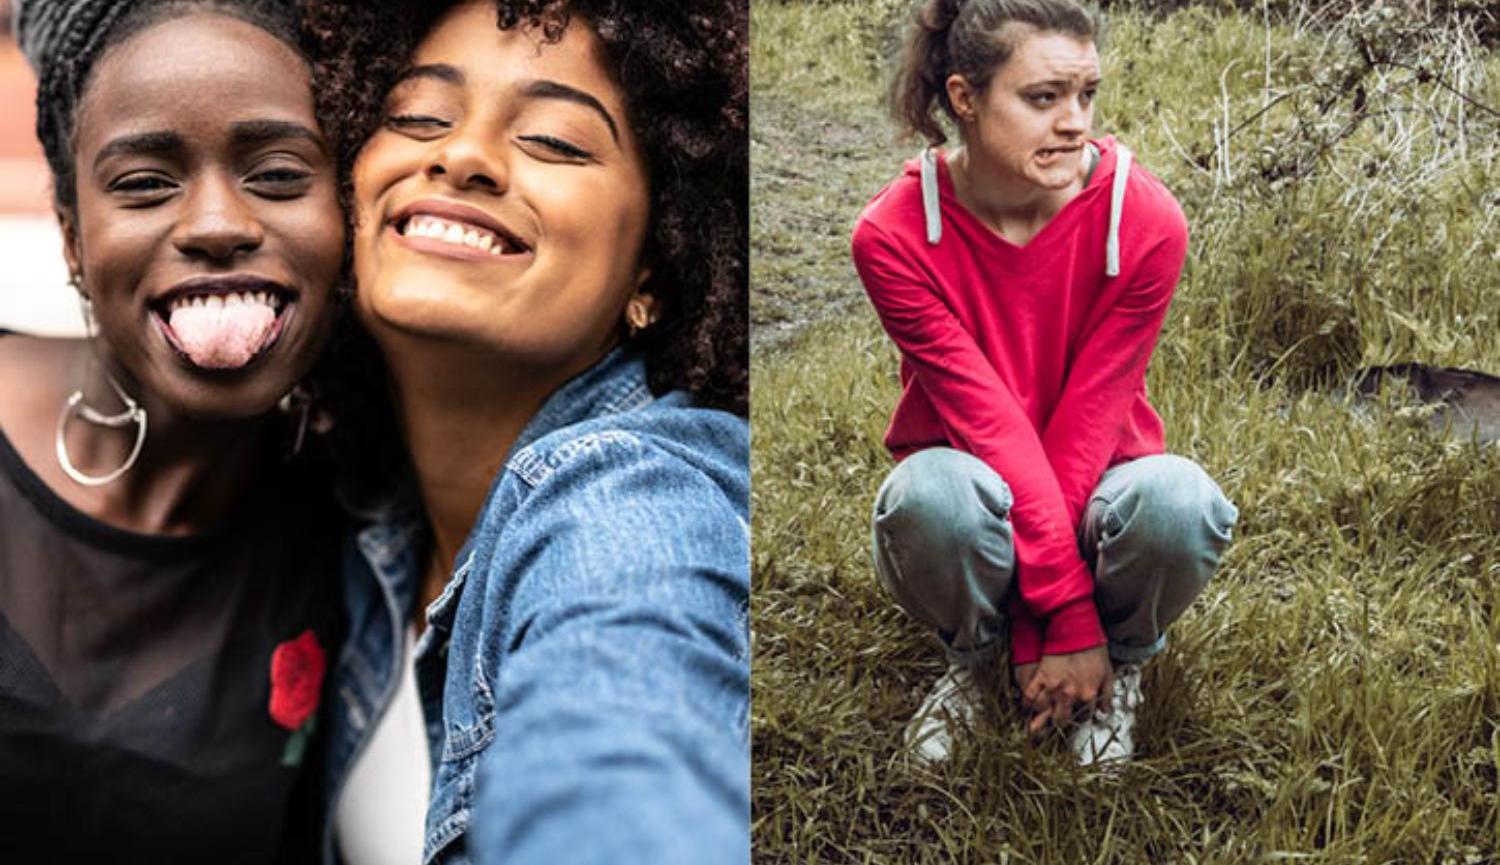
top-left (351, 0), bottom-right (653, 379)
top-left (947, 28), bottom-right (1100, 191)
top-left (63, 12), bottom-right (343, 420)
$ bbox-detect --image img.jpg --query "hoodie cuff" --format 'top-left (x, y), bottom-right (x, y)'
top-left (1007, 599), bottom-right (1044, 666)
top-left (1041, 596), bottom-right (1106, 657)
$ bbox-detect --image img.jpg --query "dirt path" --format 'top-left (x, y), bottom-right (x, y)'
top-left (750, 96), bottom-right (910, 355)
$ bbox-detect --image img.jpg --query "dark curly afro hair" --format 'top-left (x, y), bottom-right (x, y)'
top-left (301, 0), bottom-right (748, 421)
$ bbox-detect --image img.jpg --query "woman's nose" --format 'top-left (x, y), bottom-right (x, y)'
top-left (171, 175), bottom-right (264, 261)
top-left (427, 125), bottom-right (509, 193)
top-left (1056, 98), bottom-right (1090, 136)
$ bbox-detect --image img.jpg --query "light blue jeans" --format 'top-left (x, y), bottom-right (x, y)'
top-left (871, 449), bottom-right (1238, 664)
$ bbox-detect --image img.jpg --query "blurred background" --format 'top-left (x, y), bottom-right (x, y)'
top-left (0, 0), bottom-right (85, 336)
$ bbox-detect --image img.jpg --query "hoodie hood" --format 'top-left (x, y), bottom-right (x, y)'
top-left (909, 137), bottom-right (1133, 277)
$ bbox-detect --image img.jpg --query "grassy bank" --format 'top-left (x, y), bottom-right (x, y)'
top-left (751, 1), bottom-right (1500, 862)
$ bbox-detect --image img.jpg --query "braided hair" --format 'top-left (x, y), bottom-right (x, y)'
top-left (16, 0), bottom-right (307, 211)
top-left (891, 0), bottom-right (1098, 144)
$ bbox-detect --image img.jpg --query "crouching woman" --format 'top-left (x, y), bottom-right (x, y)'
top-left (851, 0), bottom-right (1238, 765)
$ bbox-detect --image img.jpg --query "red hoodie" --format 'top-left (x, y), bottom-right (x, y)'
top-left (850, 137), bottom-right (1187, 664)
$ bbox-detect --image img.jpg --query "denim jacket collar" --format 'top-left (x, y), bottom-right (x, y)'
top-left (425, 347), bottom-right (652, 631)
top-left (508, 346), bottom-right (655, 466)
top-left (355, 347), bottom-right (653, 602)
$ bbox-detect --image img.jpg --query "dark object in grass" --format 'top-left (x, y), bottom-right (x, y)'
top-left (1351, 363), bottom-right (1500, 445)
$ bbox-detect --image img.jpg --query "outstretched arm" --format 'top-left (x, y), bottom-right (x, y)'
top-left (469, 434), bottom-right (749, 865)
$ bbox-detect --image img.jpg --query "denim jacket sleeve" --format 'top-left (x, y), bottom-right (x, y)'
top-left (467, 427), bottom-right (750, 865)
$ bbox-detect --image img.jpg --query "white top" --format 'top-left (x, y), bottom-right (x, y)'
top-left (335, 626), bottom-right (431, 865)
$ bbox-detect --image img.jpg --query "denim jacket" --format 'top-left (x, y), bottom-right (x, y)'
top-left (322, 348), bottom-right (750, 865)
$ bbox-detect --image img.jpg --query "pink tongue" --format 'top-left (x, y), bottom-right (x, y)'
top-left (168, 302), bottom-right (277, 368)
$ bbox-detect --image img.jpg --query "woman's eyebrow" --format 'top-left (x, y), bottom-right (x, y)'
top-left (94, 130), bottom-right (182, 167)
top-left (230, 119), bottom-right (325, 151)
top-left (392, 65), bottom-right (620, 143)
top-left (1024, 75), bottom-right (1103, 90)
top-left (398, 63), bottom-right (465, 86)
top-left (521, 79), bottom-right (619, 143)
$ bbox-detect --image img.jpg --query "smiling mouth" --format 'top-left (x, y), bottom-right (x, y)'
top-left (1038, 146), bottom-right (1081, 158)
top-left (150, 278), bottom-right (295, 371)
top-left (394, 214), bottom-right (531, 257)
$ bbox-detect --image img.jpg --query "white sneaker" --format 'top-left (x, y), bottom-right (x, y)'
top-left (904, 663), bottom-right (983, 764)
top-left (1068, 664), bottom-right (1142, 766)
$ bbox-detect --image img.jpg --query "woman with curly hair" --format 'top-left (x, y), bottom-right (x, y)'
top-left (852, 0), bottom-right (1237, 766)
top-left (302, 1), bottom-right (748, 862)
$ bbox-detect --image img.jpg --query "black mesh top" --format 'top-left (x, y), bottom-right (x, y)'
top-left (0, 416), bottom-right (342, 863)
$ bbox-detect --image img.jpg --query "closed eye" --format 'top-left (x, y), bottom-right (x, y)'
top-left (518, 134), bottom-right (593, 161)
top-left (387, 114), bottom-right (454, 135)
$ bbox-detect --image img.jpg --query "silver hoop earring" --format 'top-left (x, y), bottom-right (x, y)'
top-left (55, 370), bottom-right (148, 487)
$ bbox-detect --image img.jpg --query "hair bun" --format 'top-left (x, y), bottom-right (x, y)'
top-left (920, 0), bottom-right (967, 33)
top-left (934, 0), bottom-right (967, 27)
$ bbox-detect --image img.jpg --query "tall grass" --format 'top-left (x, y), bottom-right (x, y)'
top-left (751, 1), bottom-right (1500, 862)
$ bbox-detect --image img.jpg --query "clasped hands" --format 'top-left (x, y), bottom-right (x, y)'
top-left (1013, 644), bottom-right (1113, 733)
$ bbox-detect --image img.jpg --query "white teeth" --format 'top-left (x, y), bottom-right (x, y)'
top-left (166, 290), bottom-right (281, 313)
top-left (402, 214), bottom-right (508, 254)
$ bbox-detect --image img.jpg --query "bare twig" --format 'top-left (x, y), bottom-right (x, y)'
top-left (1370, 59), bottom-right (1500, 121)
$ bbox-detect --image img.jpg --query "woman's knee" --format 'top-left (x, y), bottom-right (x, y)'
top-left (1099, 455), bottom-right (1238, 580)
top-left (873, 448), bottom-right (1013, 555)
top-left (870, 448), bottom-right (1016, 623)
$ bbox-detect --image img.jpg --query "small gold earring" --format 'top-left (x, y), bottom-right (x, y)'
top-left (626, 301), bottom-right (652, 338)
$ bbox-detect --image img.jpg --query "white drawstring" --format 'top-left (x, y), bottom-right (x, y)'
top-left (1106, 145), bottom-right (1132, 277)
top-left (920, 143), bottom-right (1132, 279)
top-left (920, 147), bottom-right (942, 245)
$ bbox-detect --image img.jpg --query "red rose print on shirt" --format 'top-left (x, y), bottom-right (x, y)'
top-left (269, 629), bottom-right (325, 731)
